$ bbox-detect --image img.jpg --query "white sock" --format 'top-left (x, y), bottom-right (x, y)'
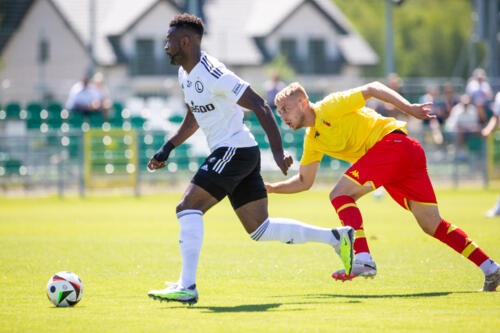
top-left (480, 258), bottom-right (499, 276)
top-left (250, 217), bottom-right (338, 246)
top-left (355, 252), bottom-right (373, 262)
top-left (494, 195), bottom-right (500, 213)
top-left (177, 210), bottom-right (204, 288)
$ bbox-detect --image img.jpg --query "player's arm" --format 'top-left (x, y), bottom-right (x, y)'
top-left (360, 81), bottom-right (436, 120)
top-left (148, 105), bottom-right (199, 171)
top-left (482, 115), bottom-right (499, 137)
top-left (265, 161), bottom-right (320, 194)
top-left (237, 87), bottom-right (293, 175)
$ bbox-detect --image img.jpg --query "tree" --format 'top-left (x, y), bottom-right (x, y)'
top-left (334, 0), bottom-right (472, 78)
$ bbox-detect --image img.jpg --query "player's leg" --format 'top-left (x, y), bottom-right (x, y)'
top-left (149, 149), bottom-right (228, 304)
top-left (330, 132), bottom-right (409, 280)
top-left (330, 176), bottom-right (376, 280)
top-left (148, 183), bottom-right (220, 304)
top-left (409, 200), bottom-right (500, 291)
top-left (229, 160), bottom-right (354, 274)
top-left (234, 197), bottom-right (350, 246)
top-left (176, 183), bottom-right (219, 284)
top-left (398, 135), bottom-right (499, 291)
top-left (485, 194), bottom-right (500, 218)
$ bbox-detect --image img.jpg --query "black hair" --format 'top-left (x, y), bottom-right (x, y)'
top-left (169, 13), bottom-right (204, 37)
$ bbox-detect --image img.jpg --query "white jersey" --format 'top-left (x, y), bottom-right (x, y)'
top-left (178, 52), bottom-right (257, 151)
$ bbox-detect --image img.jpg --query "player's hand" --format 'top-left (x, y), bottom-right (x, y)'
top-left (148, 141), bottom-right (175, 171)
top-left (273, 150), bottom-right (293, 175)
top-left (264, 182), bottom-right (275, 193)
top-left (405, 102), bottom-right (436, 120)
top-left (147, 157), bottom-right (166, 171)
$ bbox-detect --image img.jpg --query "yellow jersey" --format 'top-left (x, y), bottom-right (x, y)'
top-left (300, 88), bottom-right (407, 165)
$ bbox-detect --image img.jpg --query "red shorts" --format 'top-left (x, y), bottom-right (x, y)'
top-left (344, 133), bottom-right (437, 210)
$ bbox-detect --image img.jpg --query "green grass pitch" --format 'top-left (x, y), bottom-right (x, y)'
top-left (0, 188), bottom-right (499, 332)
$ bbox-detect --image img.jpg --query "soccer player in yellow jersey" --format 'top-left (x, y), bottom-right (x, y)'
top-left (266, 81), bottom-right (500, 291)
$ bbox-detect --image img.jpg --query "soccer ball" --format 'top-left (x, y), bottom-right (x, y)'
top-left (46, 271), bottom-right (83, 307)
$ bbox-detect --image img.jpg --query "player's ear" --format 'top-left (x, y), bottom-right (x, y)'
top-left (180, 35), bottom-right (190, 48)
top-left (299, 96), bottom-right (307, 111)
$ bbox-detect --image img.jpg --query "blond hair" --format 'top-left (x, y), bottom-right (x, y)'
top-left (274, 82), bottom-right (308, 109)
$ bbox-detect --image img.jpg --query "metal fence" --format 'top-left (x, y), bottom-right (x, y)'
top-left (0, 123), bottom-right (491, 197)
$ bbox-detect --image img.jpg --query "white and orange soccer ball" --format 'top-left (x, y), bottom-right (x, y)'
top-left (46, 271), bottom-right (83, 307)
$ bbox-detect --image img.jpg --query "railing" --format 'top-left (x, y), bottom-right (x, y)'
top-left (0, 124), bottom-right (492, 197)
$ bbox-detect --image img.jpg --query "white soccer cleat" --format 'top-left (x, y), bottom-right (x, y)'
top-left (332, 258), bottom-right (377, 281)
top-left (148, 281), bottom-right (198, 305)
top-left (332, 227), bottom-right (355, 276)
top-left (482, 268), bottom-right (500, 291)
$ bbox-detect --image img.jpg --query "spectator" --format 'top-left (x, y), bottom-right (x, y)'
top-left (445, 94), bottom-right (481, 159)
top-left (65, 74), bottom-right (104, 117)
top-left (91, 72), bottom-right (112, 118)
top-left (441, 82), bottom-right (459, 120)
top-left (420, 85), bottom-right (444, 145)
top-left (264, 72), bottom-right (285, 110)
top-left (481, 91), bottom-right (500, 217)
top-left (466, 68), bottom-right (493, 123)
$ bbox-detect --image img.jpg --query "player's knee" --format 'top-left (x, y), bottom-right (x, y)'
top-left (176, 200), bottom-right (188, 213)
top-left (329, 189), bottom-right (354, 202)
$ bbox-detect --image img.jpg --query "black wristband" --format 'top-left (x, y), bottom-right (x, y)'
top-left (153, 141), bottom-right (175, 162)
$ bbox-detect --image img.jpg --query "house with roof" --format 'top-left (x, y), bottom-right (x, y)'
top-left (0, 0), bottom-right (378, 104)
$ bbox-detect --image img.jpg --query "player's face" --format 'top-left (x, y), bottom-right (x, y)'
top-left (277, 96), bottom-right (306, 130)
top-left (164, 27), bottom-right (184, 66)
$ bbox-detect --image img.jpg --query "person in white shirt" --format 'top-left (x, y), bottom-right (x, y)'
top-left (482, 91), bottom-right (500, 217)
top-left (65, 75), bottom-right (104, 116)
top-left (466, 68), bottom-right (493, 123)
top-left (146, 14), bottom-right (354, 305)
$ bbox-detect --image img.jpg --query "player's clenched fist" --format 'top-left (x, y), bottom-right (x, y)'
top-left (274, 151), bottom-right (293, 175)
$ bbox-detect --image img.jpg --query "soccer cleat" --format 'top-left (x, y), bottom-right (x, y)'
top-left (482, 268), bottom-right (500, 291)
top-left (332, 227), bottom-right (354, 276)
top-left (148, 282), bottom-right (198, 305)
top-left (485, 208), bottom-right (500, 218)
top-left (332, 258), bottom-right (377, 282)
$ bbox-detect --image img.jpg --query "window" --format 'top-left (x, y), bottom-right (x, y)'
top-left (38, 39), bottom-right (49, 64)
top-left (307, 39), bottom-right (326, 74)
top-left (134, 39), bottom-right (155, 75)
top-left (279, 39), bottom-right (300, 70)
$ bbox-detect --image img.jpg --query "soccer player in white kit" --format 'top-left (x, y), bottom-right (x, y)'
top-left (147, 14), bottom-right (355, 305)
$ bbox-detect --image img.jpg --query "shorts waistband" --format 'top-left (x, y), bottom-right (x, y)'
top-left (390, 129), bottom-right (407, 136)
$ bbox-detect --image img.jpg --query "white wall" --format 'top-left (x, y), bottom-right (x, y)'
top-left (0, 0), bottom-right (90, 104)
top-left (121, 1), bottom-right (179, 65)
top-left (264, 2), bottom-right (342, 64)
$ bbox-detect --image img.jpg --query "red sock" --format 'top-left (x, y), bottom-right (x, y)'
top-left (433, 219), bottom-right (489, 267)
top-left (331, 195), bottom-right (370, 255)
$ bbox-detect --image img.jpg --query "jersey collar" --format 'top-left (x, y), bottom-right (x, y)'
top-left (184, 51), bottom-right (207, 77)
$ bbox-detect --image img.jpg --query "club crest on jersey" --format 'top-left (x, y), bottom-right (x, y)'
top-left (350, 170), bottom-right (360, 178)
top-left (195, 81), bottom-right (204, 93)
top-left (187, 80), bottom-right (192, 88)
top-left (321, 119), bottom-right (331, 127)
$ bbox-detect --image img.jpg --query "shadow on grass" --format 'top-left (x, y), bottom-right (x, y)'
top-left (193, 303), bottom-right (282, 313)
top-left (162, 291), bottom-right (478, 311)
top-left (289, 291), bottom-right (477, 299)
